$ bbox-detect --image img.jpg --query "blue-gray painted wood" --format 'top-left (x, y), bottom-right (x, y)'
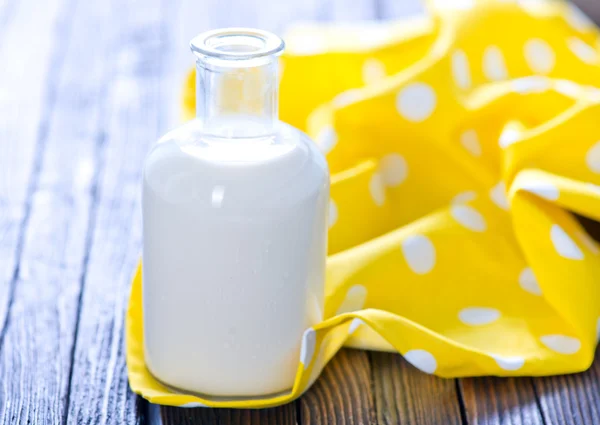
top-left (0, 0), bottom-right (71, 343)
top-left (62, 0), bottom-right (166, 423)
top-left (0, 0), bottom-right (120, 421)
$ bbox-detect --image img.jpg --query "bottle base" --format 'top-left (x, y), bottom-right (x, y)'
top-left (148, 368), bottom-right (294, 402)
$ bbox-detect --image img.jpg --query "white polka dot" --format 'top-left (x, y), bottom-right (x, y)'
top-left (332, 89), bottom-right (362, 108)
top-left (362, 58), bottom-right (386, 84)
top-left (328, 199), bottom-right (337, 229)
top-left (401, 235), bottom-right (436, 275)
top-left (520, 179), bottom-right (560, 201)
top-left (348, 318), bottom-right (364, 335)
top-left (404, 349), bottom-right (437, 374)
top-left (452, 50), bottom-right (471, 90)
top-left (300, 328), bottom-right (317, 368)
top-left (396, 83), bottom-right (437, 122)
top-left (492, 354), bottom-right (525, 371)
top-left (524, 39), bottom-right (555, 74)
top-left (490, 181), bottom-right (509, 210)
top-left (451, 205), bottom-right (487, 232)
top-left (460, 130), bottom-right (481, 157)
top-left (576, 231), bottom-right (600, 255)
top-left (566, 4), bottom-right (594, 33)
top-left (180, 402), bottom-right (208, 408)
top-left (586, 141), bottom-right (600, 173)
top-left (316, 126), bottom-right (337, 154)
top-left (336, 285), bottom-right (368, 315)
top-left (554, 79), bottom-right (582, 97)
top-left (380, 153), bottom-right (408, 186)
top-left (459, 307), bottom-right (501, 325)
top-left (483, 46), bottom-right (508, 81)
top-left (540, 335), bottom-right (581, 354)
top-left (551, 224), bottom-right (584, 260)
top-left (452, 191), bottom-right (477, 204)
top-left (512, 76), bottom-right (551, 94)
top-left (369, 173), bottom-right (386, 206)
top-left (568, 37), bottom-right (599, 64)
top-left (519, 267), bottom-right (542, 296)
top-left (499, 127), bottom-right (521, 148)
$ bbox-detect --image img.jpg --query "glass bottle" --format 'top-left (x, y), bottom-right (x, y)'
top-left (142, 28), bottom-right (329, 397)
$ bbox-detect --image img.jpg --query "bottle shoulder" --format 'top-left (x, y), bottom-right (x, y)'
top-left (143, 119), bottom-right (329, 207)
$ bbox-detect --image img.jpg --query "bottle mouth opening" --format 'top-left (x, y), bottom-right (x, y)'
top-left (190, 28), bottom-right (285, 61)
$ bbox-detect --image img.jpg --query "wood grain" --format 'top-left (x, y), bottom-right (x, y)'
top-left (460, 378), bottom-right (544, 425)
top-left (0, 0), bottom-right (71, 341)
top-left (533, 347), bottom-right (600, 425)
top-left (63, 0), bottom-right (166, 423)
top-left (0, 0), bottom-right (133, 422)
top-left (298, 348), bottom-right (375, 425)
top-left (371, 352), bottom-right (463, 425)
top-left (161, 404), bottom-right (296, 425)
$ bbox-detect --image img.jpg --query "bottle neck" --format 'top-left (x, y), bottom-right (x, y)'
top-left (195, 56), bottom-right (279, 138)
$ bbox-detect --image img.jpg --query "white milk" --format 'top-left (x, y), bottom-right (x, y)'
top-left (142, 29), bottom-right (329, 397)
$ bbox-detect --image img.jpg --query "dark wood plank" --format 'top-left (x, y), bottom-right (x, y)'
top-left (63, 1), bottom-right (166, 423)
top-left (161, 404), bottom-right (297, 425)
top-left (533, 347), bottom-right (600, 425)
top-left (572, 0), bottom-right (600, 24)
top-left (460, 378), bottom-right (544, 425)
top-left (0, 0), bottom-right (71, 339)
top-left (298, 348), bottom-right (375, 425)
top-left (371, 352), bottom-right (463, 425)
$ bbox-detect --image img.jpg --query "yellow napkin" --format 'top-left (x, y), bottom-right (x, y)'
top-left (127, 0), bottom-right (600, 408)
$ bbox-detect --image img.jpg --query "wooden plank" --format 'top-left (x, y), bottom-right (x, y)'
top-left (572, 0), bottom-right (600, 24)
top-left (161, 404), bottom-right (296, 424)
top-left (371, 352), bottom-right (463, 425)
top-left (533, 347), bottom-right (600, 425)
top-left (298, 348), bottom-right (375, 424)
top-left (0, 0), bottom-right (139, 423)
top-left (63, 0), bottom-right (166, 423)
top-left (460, 378), bottom-right (544, 425)
top-left (0, 0), bottom-right (70, 339)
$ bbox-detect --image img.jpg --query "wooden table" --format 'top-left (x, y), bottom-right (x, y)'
top-left (1, 0), bottom-right (600, 423)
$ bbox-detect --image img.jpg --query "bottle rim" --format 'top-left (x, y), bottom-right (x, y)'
top-left (190, 28), bottom-right (285, 62)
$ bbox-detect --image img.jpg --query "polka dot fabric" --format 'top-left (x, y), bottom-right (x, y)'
top-left (128, 0), bottom-right (600, 409)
